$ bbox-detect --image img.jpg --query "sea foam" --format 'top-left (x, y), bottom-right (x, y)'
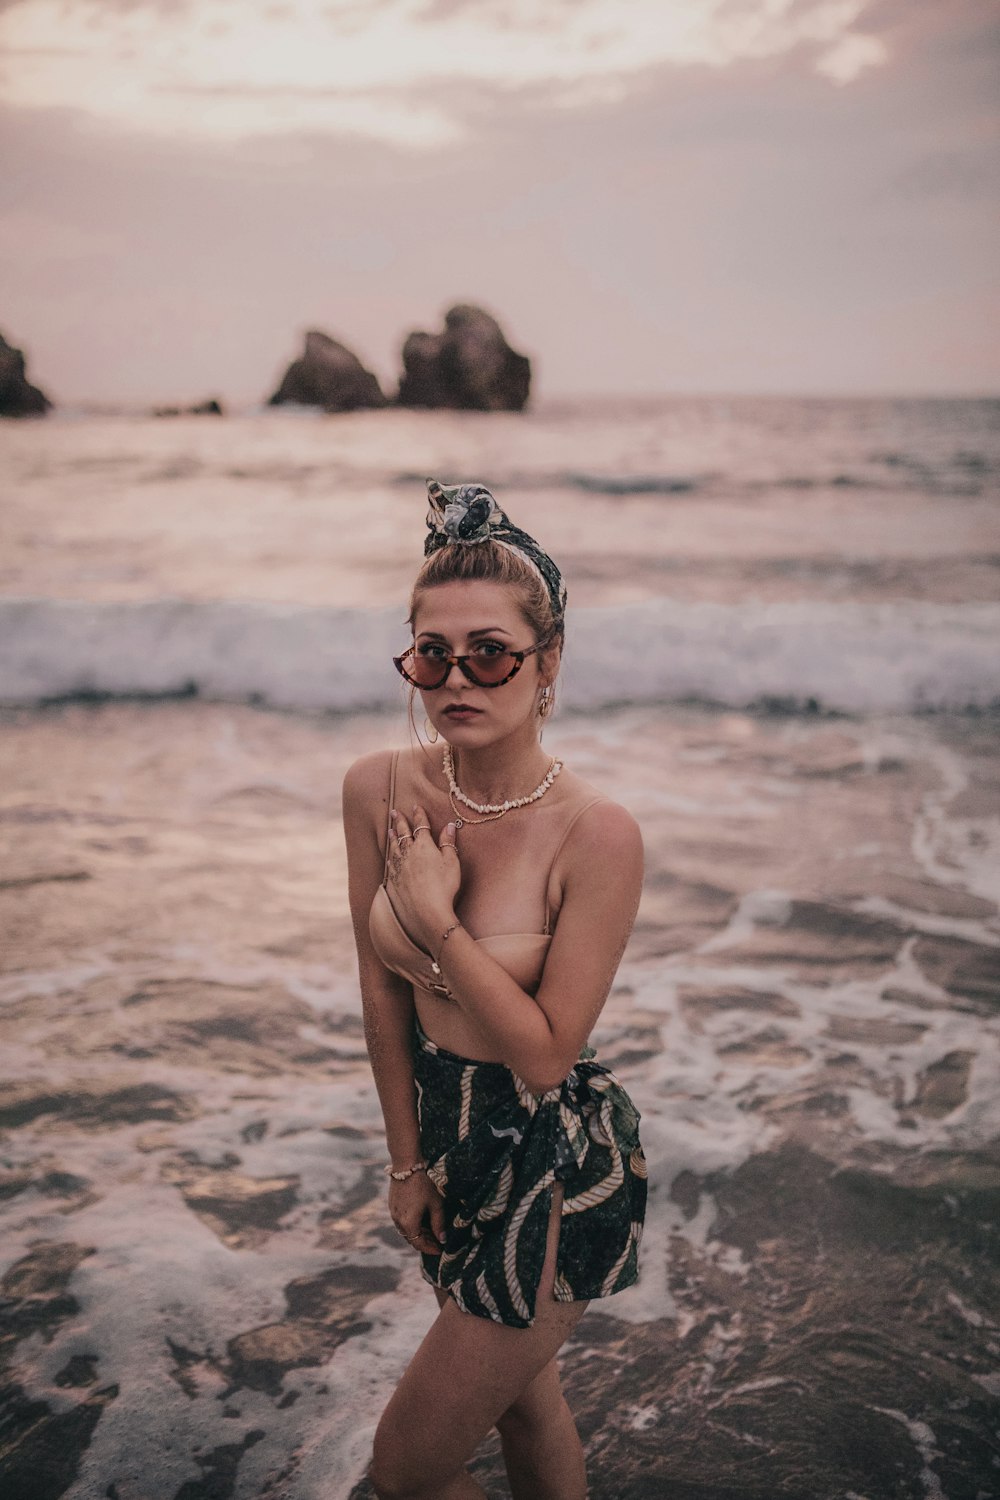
top-left (1, 596), bottom-right (998, 715)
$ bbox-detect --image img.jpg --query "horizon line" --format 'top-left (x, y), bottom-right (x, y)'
top-left (24, 387), bottom-right (1000, 416)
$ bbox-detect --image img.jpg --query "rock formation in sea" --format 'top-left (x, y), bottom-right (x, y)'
top-left (152, 398), bottom-right (225, 417)
top-left (397, 304), bottom-right (531, 412)
top-left (268, 331), bottom-right (387, 413)
top-left (0, 330), bottom-right (52, 417)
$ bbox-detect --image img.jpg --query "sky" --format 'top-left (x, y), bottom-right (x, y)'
top-left (0, 0), bottom-right (997, 405)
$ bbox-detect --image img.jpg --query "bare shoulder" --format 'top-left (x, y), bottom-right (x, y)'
top-left (556, 769), bottom-right (642, 851)
top-left (342, 747), bottom-right (396, 820)
top-left (564, 793), bottom-right (643, 865)
top-left (543, 780), bottom-right (643, 956)
top-left (548, 773), bottom-right (643, 904)
top-left (342, 744), bottom-right (443, 830)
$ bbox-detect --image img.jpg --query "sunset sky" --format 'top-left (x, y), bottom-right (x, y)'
top-left (1, 0), bottom-right (997, 404)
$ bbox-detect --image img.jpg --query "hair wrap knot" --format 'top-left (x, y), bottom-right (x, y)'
top-left (424, 478), bottom-right (567, 623)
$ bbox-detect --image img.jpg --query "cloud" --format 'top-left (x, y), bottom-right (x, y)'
top-left (0, 0), bottom-right (892, 148)
top-left (0, 0), bottom-right (996, 400)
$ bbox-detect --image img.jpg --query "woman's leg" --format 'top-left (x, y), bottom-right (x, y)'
top-left (495, 1357), bottom-right (587, 1500)
top-left (493, 1188), bottom-right (587, 1500)
top-left (370, 1186), bottom-right (588, 1500)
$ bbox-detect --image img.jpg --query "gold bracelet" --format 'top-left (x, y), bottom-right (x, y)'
top-left (435, 921), bottom-right (460, 963)
top-left (384, 1160), bottom-right (427, 1182)
top-left (428, 922), bottom-right (460, 1000)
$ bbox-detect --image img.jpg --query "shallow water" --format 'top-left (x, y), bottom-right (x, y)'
top-left (1, 698), bottom-right (998, 1498)
top-left (2, 396), bottom-right (998, 1496)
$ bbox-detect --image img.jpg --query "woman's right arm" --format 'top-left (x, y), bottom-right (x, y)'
top-left (342, 751), bottom-right (445, 1253)
top-left (342, 749), bottom-right (423, 1168)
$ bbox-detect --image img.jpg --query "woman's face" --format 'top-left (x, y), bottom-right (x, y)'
top-left (410, 580), bottom-right (553, 749)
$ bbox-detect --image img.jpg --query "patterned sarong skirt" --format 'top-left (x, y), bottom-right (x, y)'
top-left (413, 1020), bottom-right (647, 1328)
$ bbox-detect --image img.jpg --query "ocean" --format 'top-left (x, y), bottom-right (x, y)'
top-left (1, 395), bottom-right (999, 1498)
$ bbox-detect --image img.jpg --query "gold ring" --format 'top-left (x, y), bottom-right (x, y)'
top-left (396, 832), bottom-right (413, 843)
top-left (412, 824), bottom-right (431, 835)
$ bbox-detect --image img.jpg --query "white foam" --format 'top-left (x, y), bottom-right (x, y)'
top-left (0, 1062), bottom-right (408, 1500)
top-left (1, 596), bottom-right (998, 714)
top-left (4, 912), bottom-right (999, 1493)
top-left (871, 1409), bottom-right (945, 1500)
top-left (911, 739), bottom-right (1000, 905)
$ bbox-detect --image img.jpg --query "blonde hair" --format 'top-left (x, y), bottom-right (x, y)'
top-left (407, 540), bottom-right (564, 716)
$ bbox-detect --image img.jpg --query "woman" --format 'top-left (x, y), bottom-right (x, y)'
top-left (343, 478), bottom-right (646, 1500)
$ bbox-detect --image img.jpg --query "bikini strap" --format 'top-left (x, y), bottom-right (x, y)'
top-left (382, 748), bottom-right (400, 885)
top-left (543, 795), bottom-right (610, 934)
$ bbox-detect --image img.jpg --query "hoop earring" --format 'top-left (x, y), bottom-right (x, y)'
top-left (538, 687), bottom-right (552, 719)
top-left (424, 716), bottom-right (439, 743)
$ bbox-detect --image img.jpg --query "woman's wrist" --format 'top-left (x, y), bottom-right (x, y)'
top-left (428, 919), bottom-right (464, 998)
top-left (412, 907), bottom-right (458, 957)
top-left (433, 920), bottom-right (461, 964)
top-left (386, 1136), bottom-right (424, 1171)
top-left (385, 1159), bottom-right (427, 1182)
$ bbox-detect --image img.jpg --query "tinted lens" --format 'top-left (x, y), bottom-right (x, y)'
top-left (463, 652), bottom-right (519, 685)
top-left (402, 653), bottom-right (449, 687)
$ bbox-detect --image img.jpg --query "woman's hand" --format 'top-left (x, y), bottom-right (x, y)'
top-left (388, 1171), bottom-right (446, 1255)
top-left (386, 803), bottom-right (461, 950)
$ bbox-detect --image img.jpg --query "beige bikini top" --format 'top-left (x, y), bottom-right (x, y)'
top-left (368, 749), bottom-right (606, 999)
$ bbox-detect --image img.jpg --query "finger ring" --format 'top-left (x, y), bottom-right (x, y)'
top-left (397, 833), bottom-right (413, 844)
top-left (412, 824), bottom-right (431, 835)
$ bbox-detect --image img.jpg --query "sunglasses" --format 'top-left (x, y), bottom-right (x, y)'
top-left (393, 634), bottom-right (555, 690)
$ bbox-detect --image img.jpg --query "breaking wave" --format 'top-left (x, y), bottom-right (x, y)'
top-left (2, 597), bottom-right (998, 716)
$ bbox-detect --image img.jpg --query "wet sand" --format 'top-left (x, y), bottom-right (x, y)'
top-left (1, 700), bottom-right (999, 1499)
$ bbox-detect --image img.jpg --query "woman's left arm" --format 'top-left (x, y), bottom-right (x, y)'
top-left (394, 800), bottom-right (643, 1093)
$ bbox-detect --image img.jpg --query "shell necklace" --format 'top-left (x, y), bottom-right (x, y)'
top-left (443, 742), bottom-right (563, 828)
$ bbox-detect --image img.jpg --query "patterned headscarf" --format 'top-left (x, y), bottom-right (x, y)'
top-left (424, 478), bottom-right (567, 624)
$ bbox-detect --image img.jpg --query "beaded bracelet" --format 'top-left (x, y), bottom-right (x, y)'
top-left (384, 1160), bottom-right (427, 1182)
